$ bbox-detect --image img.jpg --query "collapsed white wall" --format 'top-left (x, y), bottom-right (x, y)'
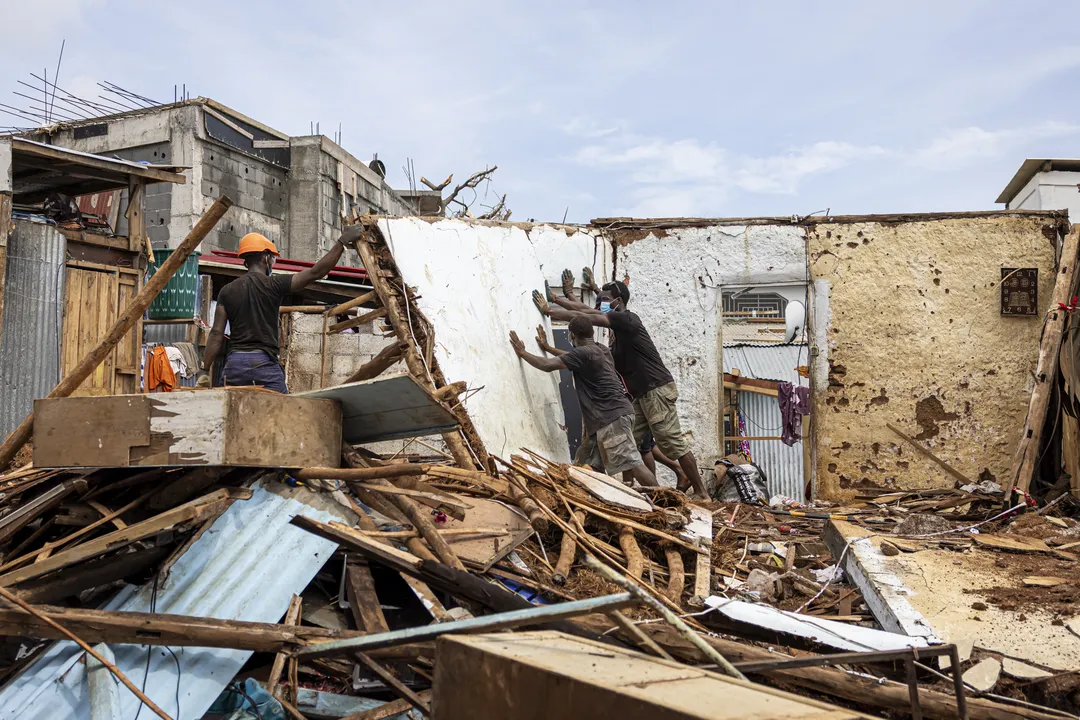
top-left (614, 224), bottom-right (806, 467)
top-left (379, 218), bottom-right (610, 462)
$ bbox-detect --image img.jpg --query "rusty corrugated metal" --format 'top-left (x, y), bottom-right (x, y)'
top-left (0, 218), bottom-right (65, 439)
top-left (738, 390), bottom-right (805, 503)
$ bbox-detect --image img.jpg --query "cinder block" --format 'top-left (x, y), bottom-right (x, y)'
top-left (290, 353), bottom-right (323, 375)
top-left (331, 354), bottom-right (358, 376)
top-left (287, 372), bottom-right (316, 394)
top-left (290, 313), bottom-right (324, 335)
top-left (290, 332), bottom-right (324, 355)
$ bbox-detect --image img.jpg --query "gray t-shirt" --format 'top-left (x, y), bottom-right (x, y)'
top-left (560, 343), bottom-right (633, 434)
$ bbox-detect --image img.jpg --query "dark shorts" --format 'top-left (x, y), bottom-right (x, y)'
top-left (222, 350), bottom-right (288, 393)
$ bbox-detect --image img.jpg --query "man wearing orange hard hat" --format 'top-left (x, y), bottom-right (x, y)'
top-left (196, 225), bottom-right (363, 391)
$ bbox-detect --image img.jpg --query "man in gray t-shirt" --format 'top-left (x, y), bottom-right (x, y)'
top-left (510, 316), bottom-right (656, 487)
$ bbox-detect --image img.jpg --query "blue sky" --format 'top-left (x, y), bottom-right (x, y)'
top-left (3, 1), bottom-right (1080, 223)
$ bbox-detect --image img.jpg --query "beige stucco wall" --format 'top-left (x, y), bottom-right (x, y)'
top-left (808, 213), bottom-right (1062, 501)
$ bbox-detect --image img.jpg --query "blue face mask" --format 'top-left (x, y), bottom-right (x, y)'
top-left (599, 301), bottom-right (612, 313)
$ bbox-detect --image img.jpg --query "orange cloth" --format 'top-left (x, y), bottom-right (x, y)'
top-left (146, 346), bottom-right (177, 392)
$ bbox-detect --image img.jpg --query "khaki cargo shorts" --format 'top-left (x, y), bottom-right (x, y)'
top-left (633, 382), bottom-right (691, 460)
top-left (595, 414), bottom-right (643, 475)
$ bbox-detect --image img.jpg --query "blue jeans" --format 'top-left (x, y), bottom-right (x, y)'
top-left (222, 351), bottom-right (288, 393)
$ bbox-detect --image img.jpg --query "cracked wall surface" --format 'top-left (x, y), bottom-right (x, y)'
top-left (808, 215), bottom-right (1060, 500)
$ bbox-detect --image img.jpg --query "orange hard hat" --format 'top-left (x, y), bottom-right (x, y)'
top-left (237, 232), bottom-right (279, 257)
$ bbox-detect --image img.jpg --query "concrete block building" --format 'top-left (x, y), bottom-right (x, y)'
top-left (22, 98), bottom-right (416, 263)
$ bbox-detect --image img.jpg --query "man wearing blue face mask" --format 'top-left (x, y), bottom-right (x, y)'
top-left (535, 277), bottom-right (707, 498)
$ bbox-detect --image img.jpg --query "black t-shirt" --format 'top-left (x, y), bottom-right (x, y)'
top-left (217, 272), bottom-right (292, 358)
top-left (606, 310), bottom-right (674, 398)
top-left (560, 343), bottom-right (634, 434)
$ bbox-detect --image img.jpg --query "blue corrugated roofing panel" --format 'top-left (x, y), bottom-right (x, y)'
top-left (0, 480), bottom-right (349, 720)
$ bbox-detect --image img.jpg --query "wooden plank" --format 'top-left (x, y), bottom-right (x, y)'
top-left (1010, 226), bottom-right (1080, 495)
top-left (13, 545), bottom-right (171, 604)
top-left (355, 652), bottom-right (431, 717)
top-left (34, 395), bottom-right (151, 467)
top-left (11, 138), bottom-right (186, 186)
top-left (295, 374), bottom-right (458, 444)
top-left (0, 196), bottom-right (233, 468)
top-left (566, 466), bottom-right (652, 512)
top-left (290, 517), bottom-right (424, 571)
top-left (436, 497), bottom-right (533, 572)
top-left (328, 289), bottom-right (378, 317)
top-left (346, 341), bottom-right (405, 384)
top-left (267, 594), bottom-right (302, 698)
top-left (203, 105), bottom-right (254, 140)
top-left (0, 489), bottom-right (240, 587)
top-left (329, 306), bottom-right (387, 334)
top-left (223, 388), bottom-right (342, 468)
top-left (345, 560), bottom-right (389, 633)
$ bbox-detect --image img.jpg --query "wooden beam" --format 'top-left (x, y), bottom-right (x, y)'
top-left (267, 594), bottom-right (302, 698)
top-left (345, 560), bottom-right (389, 633)
top-left (329, 306), bottom-right (387, 334)
top-left (203, 105), bottom-right (254, 140)
top-left (328, 289), bottom-right (378, 317)
top-left (1009, 226), bottom-right (1080, 496)
top-left (351, 231), bottom-right (476, 468)
top-left (355, 652), bottom-right (431, 717)
top-left (0, 195), bottom-right (233, 468)
top-left (292, 464), bottom-right (431, 481)
top-left (346, 342), bottom-right (405, 384)
top-left (13, 545), bottom-right (172, 604)
top-left (0, 489), bottom-right (240, 587)
top-left (126, 177), bottom-right (153, 261)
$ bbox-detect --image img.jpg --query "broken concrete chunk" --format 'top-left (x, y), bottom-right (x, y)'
top-left (962, 658), bottom-right (1001, 692)
top-left (1002, 658), bottom-right (1051, 680)
top-left (939, 634), bottom-right (975, 669)
top-left (1022, 576), bottom-right (1068, 587)
top-left (745, 568), bottom-right (779, 603)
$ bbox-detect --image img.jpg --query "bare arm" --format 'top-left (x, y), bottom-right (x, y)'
top-left (290, 225), bottom-right (362, 292)
top-left (200, 305), bottom-right (228, 383)
top-left (551, 294), bottom-right (598, 312)
top-left (535, 324), bottom-right (567, 356)
top-left (547, 306), bottom-right (612, 328)
top-left (510, 331), bottom-right (566, 372)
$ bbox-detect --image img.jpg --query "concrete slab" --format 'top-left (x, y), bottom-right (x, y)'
top-left (962, 658), bottom-right (1001, 693)
top-left (827, 520), bottom-right (1080, 673)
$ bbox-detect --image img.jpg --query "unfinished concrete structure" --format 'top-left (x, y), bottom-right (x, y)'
top-left (22, 99), bottom-right (414, 262)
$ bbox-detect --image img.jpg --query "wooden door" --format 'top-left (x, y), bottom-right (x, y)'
top-left (62, 263), bottom-right (142, 396)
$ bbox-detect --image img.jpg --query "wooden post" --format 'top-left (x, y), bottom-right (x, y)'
top-left (1008, 226), bottom-right (1080, 497)
top-left (126, 178), bottom-right (154, 263)
top-left (663, 543), bottom-right (685, 604)
top-left (618, 526), bottom-right (644, 580)
top-left (266, 594), bottom-right (301, 698)
top-left (0, 195), bottom-right (233, 469)
top-left (319, 311), bottom-right (329, 388)
top-left (351, 233), bottom-right (476, 469)
top-left (553, 511), bottom-right (584, 585)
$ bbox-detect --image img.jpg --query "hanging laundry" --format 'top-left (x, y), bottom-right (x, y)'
top-left (778, 382), bottom-right (810, 446)
top-left (173, 342), bottom-right (200, 378)
top-left (164, 346), bottom-right (187, 378)
top-left (146, 345), bottom-right (177, 392)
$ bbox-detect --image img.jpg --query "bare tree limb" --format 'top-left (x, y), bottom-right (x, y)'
top-left (420, 174), bottom-right (453, 192)
top-left (444, 166), bottom-right (498, 212)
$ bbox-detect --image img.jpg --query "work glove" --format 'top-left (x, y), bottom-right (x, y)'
top-left (561, 268), bottom-right (575, 297)
top-left (532, 289), bottom-right (551, 316)
top-left (338, 224), bottom-right (364, 247)
top-left (582, 267), bottom-right (600, 293)
top-left (195, 371), bottom-right (211, 388)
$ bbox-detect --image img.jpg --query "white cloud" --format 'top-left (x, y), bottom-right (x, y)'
top-left (908, 121), bottom-right (1080, 170)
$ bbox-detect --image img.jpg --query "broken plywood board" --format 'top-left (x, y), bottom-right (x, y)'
top-left (0, 480), bottom-right (349, 720)
top-left (439, 497), bottom-right (533, 572)
top-left (826, 519), bottom-right (1080, 673)
top-left (702, 598), bottom-right (928, 653)
top-left (296, 373), bottom-right (459, 444)
top-left (33, 390), bottom-right (341, 468)
top-left (567, 466), bottom-right (653, 513)
top-left (435, 631), bottom-right (873, 720)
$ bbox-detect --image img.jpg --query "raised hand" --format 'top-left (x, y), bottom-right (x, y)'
top-left (509, 330), bottom-right (526, 356)
top-left (561, 268), bottom-right (576, 298)
top-left (532, 289), bottom-right (551, 316)
top-left (582, 266), bottom-right (600, 293)
top-left (535, 323), bottom-right (550, 351)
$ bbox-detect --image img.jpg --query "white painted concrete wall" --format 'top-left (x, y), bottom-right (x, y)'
top-left (379, 218), bottom-right (608, 462)
top-left (1008, 170), bottom-right (1080, 222)
top-left (615, 224), bottom-right (806, 470)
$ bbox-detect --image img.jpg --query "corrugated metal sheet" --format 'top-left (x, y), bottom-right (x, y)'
top-left (0, 218), bottom-right (65, 439)
top-left (739, 390), bottom-right (805, 502)
top-left (0, 480), bottom-right (348, 720)
top-left (723, 343), bottom-right (809, 385)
